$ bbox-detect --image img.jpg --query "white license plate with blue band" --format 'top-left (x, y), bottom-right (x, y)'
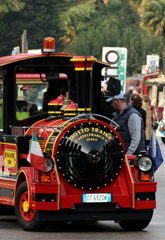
top-left (82, 193), bottom-right (112, 203)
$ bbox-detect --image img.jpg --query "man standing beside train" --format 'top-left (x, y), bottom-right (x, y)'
top-left (106, 91), bottom-right (146, 155)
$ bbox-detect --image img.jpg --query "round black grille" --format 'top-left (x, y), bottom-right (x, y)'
top-left (56, 121), bottom-right (124, 190)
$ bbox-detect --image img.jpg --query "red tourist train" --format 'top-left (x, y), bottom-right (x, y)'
top-left (0, 37), bottom-right (156, 231)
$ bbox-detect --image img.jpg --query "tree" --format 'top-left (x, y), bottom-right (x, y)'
top-left (65, 0), bottom-right (163, 75)
top-left (0, 0), bottom-right (25, 16)
top-left (60, 1), bottom-right (97, 45)
top-left (0, 0), bottom-right (163, 76)
top-left (129, 0), bottom-right (148, 12)
top-left (0, 0), bottom-right (73, 56)
top-left (140, 0), bottom-right (165, 73)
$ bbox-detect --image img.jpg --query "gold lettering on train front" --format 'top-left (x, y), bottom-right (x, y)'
top-left (69, 127), bottom-right (112, 143)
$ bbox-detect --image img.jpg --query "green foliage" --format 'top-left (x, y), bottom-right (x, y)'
top-left (129, 0), bottom-right (148, 12)
top-left (0, 0), bottom-right (164, 76)
top-left (0, 0), bottom-right (72, 56)
top-left (65, 0), bottom-right (163, 75)
top-left (139, 0), bottom-right (165, 73)
top-left (60, 1), bottom-right (97, 45)
top-left (140, 0), bottom-right (165, 36)
top-left (67, 22), bottom-right (162, 76)
top-left (0, 0), bottom-right (25, 15)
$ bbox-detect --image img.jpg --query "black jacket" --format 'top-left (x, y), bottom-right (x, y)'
top-left (134, 107), bottom-right (146, 130)
top-left (125, 90), bottom-right (133, 104)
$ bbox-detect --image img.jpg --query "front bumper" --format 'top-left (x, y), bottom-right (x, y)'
top-left (37, 203), bottom-right (153, 222)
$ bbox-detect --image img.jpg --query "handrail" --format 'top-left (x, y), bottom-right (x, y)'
top-left (10, 113), bottom-right (119, 136)
top-left (55, 113), bottom-right (119, 130)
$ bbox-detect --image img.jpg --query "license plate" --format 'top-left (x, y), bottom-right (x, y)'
top-left (82, 193), bottom-right (111, 203)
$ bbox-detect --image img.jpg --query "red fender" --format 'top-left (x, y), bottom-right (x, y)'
top-left (14, 167), bottom-right (34, 208)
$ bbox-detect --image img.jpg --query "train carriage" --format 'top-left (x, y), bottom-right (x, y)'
top-left (144, 76), bottom-right (165, 143)
top-left (126, 73), bottom-right (164, 121)
top-left (0, 37), bottom-right (156, 231)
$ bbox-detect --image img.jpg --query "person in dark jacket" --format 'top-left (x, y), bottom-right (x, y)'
top-left (129, 94), bottom-right (146, 130)
top-left (125, 86), bottom-right (134, 104)
top-left (106, 91), bottom-right (145, 155)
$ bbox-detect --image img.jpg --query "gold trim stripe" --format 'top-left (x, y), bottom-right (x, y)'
top-left (44, 120), bottom-right (67, 209)
top-left (0, 182), bottom-right (15, 187)
top-left (52, 157), bottom-right (60, 210)
top-left (64, 113), bottom-right (77, 116)
top-left (125, 155), bottom-right (135, 209)
top-left (48, 103), bottom-right (63, 106)
top-left (75, 67), bottom-right (93, 71)
top-left (78, 108), bottom-right (91, 111)
top-left (75, 68), bottom-right (85, 71)
top-left (48, 111), bottom-right (62, 114)
top-left (71, 58), bottom-right (97, 62)
top-left (24, 118), bottom-right (47, 135)
top-left (14, 170), bottom-right (29, 206)
top-left (64, 108), bottom-right (91, 112)
top-left (0, 198), bottom-right (14, 203)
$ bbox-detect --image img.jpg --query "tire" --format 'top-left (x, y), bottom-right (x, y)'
top-left (161, 137), bottom-right (165, 144)
top-left (119, 209), bottom-right (153, 231)
top-left (15, 181), bottom-right (41, 231)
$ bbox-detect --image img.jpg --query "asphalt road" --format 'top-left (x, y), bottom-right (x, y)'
top-left (0, 137), bottom-right (165, 240)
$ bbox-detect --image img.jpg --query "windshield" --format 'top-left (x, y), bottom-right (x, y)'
top-left (16, 83), bottom-right (47, 120)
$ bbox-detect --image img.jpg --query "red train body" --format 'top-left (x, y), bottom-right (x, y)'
top-left (0, 38), bottom-right (156, 231)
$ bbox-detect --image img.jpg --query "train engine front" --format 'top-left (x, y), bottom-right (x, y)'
top-left (0, 38), bottom-right (156, 232)
top-left (29, 114), bottom-right (125, 191)
top-left (22, 53), bottom-right (155, 232)
top-left (23, 53), bottom-right (125, 199)
top-left (19, 53), bottom-right (132, 230)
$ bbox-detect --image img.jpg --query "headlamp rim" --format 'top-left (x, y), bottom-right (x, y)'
top-left (44, 156), bottom-right (54, 173)
top-left (137, 155), bottom-right (153, 173)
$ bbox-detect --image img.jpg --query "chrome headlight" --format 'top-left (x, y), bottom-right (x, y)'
top-left (137, 155), bottom-right (153, 173)
top-left (44, 157), bottom-right (54, 173)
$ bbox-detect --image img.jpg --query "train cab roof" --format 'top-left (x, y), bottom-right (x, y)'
top-left (0, 52), bottom-right (110, 68)
top-left (0, 52), bottom-right (72, 66)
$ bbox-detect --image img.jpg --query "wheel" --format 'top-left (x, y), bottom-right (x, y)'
top-left (15, 181), bottom-right (41, 231)
top-left (161, 137), bottom-right (165, 144)
top-left (119, 210), bottom-right (153, 231)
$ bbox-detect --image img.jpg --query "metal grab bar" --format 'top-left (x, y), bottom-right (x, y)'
top-left (10, 113), bottom-right (119, 136)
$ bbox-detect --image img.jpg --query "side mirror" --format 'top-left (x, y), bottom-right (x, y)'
top-left (107, 77), bottom-right (121, 96)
